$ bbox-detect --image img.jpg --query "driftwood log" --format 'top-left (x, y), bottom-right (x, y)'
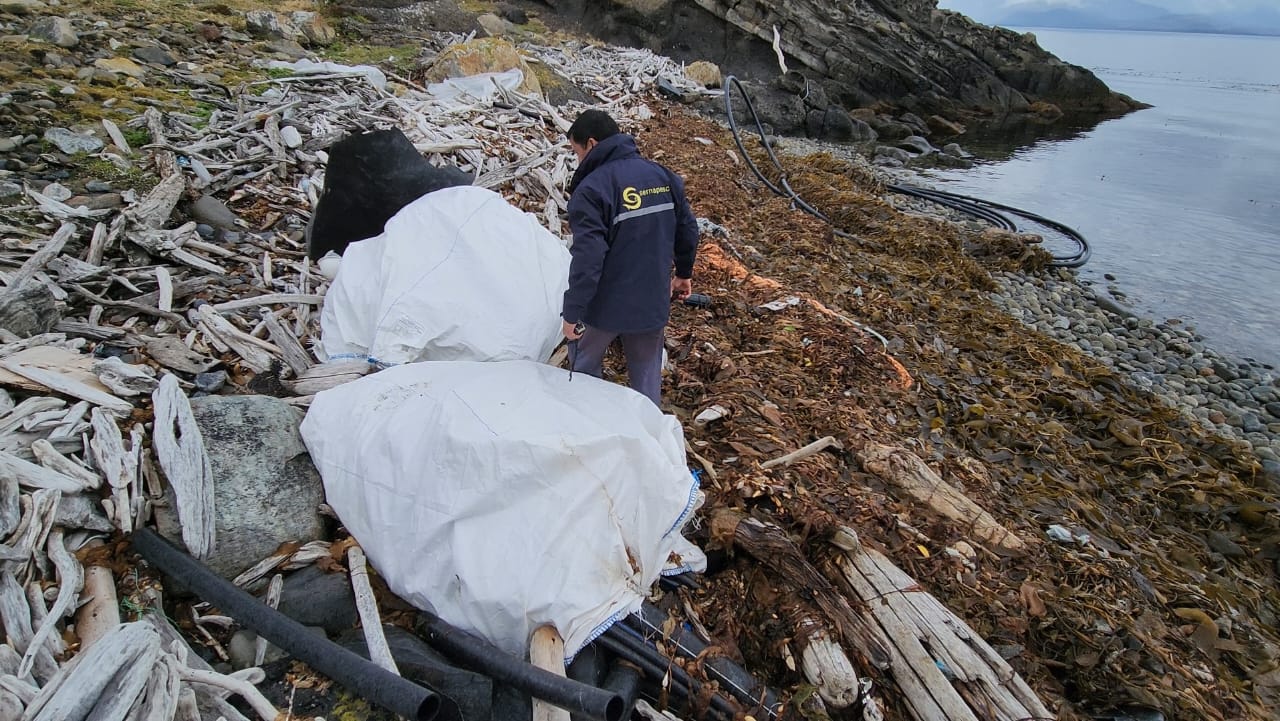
top-left (710, 509), bottom-right (891, 670)
top-left (829, 527), bottom-right (1054, 721)
top-left (348, 545), bottom-right (399, 675)
top-left (151, 375), bottom-right (216, 559)
top-left (858, 443), bottom-right (1026, 554)
top-left (75, 540), bottom-right (121, 652)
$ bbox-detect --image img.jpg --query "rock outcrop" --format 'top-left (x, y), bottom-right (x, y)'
top-left (526, 0), bottom-right (1143, 126)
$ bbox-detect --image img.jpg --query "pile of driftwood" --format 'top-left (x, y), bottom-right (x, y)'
top-left (0, 29), bottom-right (1059, 721)
top-left (0, 36), bottom-right (713, 721)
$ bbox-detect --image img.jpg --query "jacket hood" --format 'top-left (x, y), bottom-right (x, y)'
top-left (568, 133), bottom-right (640, 193)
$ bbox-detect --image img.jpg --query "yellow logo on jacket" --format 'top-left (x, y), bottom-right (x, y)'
top-left (622, 186), bottom-right (642, 210)
top-left (621, 185), bottom-right (670, 211)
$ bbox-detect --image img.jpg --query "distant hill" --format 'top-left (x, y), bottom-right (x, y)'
top-left (940, 0), bottom-right (1280, 36)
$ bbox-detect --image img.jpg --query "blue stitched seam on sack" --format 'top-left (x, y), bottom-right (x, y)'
top-left (566, 607), bottom-right (627, 665)
top-left (662, 472), bottom-right (701, 537)
top-left (661, 563), bottom-right (695, 576)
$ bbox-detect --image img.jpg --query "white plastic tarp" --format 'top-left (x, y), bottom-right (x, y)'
top-left (427, 68), bottom-right (524, 102)
top-left (301, 360), bottom-right (704, 659)
top-left (320, 185), bottom-right (570, 366)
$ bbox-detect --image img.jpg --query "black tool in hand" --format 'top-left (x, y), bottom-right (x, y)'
top-left (567, 321), bottom-right (585, 381)
top-left (682, 293), bottom-right (712, 308)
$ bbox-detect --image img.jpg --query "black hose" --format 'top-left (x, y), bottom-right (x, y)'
top-left (601, 660), bottom-right (642, 718)
top-left (592, 633), bottom-right (734, 721)
top-left (600, 624), bottom-right (740, 719)
top-left (887, 183), bottom-right (1093, 267)
top-left (722, 74), bottom-right (1091, 267)
top-left (568, 644), bottom-right (608, 721)
top-left (629, 603), bottom-right (784, 720)
top-left (416, 612), bottom-right (624, 721)
top-left (723, 75), bottom-right (843, 231)
top-left (131, 528), bottom-right (446, 721)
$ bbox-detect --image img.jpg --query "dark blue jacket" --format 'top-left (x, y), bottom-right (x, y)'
top-left (562, 134), bottom-right (699, 334)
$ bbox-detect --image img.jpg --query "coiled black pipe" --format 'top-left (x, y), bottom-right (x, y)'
top-left (887, 183), bottom-right (1092, 267)
top-left (722, 74), bottom-right (1091, 267)
top-left (416, 612), bottom-right (624, 721)
top-left (131, 528), bottom-right (446, 721)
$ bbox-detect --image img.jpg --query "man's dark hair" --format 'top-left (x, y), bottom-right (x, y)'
top-left (567, 110), bottom-right (620, 145)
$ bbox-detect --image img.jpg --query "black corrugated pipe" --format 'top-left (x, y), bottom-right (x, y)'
top-left (131, 528), bottom-right (446, 721)
top-left (416, 612), bottom-right (624, 721)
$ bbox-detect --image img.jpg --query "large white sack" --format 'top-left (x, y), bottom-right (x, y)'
top-left (300, 360), bottom-right (704, 659)
top-left (320, 186), bottom-right (570, 365)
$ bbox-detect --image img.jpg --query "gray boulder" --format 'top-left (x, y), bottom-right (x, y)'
top-left (897, 135), bottom-right (936, 155)
top-left (849, 118), bottom-right (878, 143)
top-left (44, 127), bottom-right (103, 155)
top-left (244, 10), bottom-right (296, 40)
top-left (155, 395), bottom-right (327, 580)
top-left (186, 194), bottom-right (240, 230)
top-left (277, 564), bottom-right (357, 634)
top-left (0, 282), bottom-right (61, 338)
top-left (899, 112), bottom-right (930, 135)
top-left (870, 119), bottom-right (916, 141)
top-left (132, 46), bottom-right (177, 67)
top-left (874, 146), bottom-right (911, 164)
top-left (806, 105), bottom-right (858, 141)
top-left (54, 494), bottom-right (114, 533)
top-left (28, 16), bottom-right (78, 48)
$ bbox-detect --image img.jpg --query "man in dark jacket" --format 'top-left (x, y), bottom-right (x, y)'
top-left (560, 110), bottom-right (699, 406)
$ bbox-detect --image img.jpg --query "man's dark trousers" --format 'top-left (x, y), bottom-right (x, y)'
top-left (570, 326), bottom-right (664, 406)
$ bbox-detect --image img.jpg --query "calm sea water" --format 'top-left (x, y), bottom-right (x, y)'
top-left (926, 29), bottom-right (1280, 366)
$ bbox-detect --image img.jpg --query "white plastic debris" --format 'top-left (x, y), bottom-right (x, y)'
top-left (694, 404), bottom-right (729, 426)
top-left (757, 296), bottom-right (802, 313)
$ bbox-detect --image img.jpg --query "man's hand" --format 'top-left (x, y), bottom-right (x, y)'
top-left (562, 319), bottom-right (583, 340)
top-left (671, 277), bottom-right (692, 302)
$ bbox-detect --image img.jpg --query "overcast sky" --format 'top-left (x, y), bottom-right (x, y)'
top-left (938, 0), bottom-right (1268, 13)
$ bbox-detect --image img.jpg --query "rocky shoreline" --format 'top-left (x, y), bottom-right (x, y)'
top-left (772, 132), bottom-right (1280, 489)
top-left (893, 182), bottom-right (1280, 482)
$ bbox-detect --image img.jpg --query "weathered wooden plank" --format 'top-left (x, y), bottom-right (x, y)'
top-left (0, 470), bottom-right (18, 538)
top-left (0, 570), bottom-right (58, 683)
top-left (0, 223), bottom-right (77, 302)
top-left (349, 545), bottom-right (399, 675)
top-left (191, 304), bottom-right (275, 373)
top-left (831, 530), bottom-right (1055, 721)
top-left (22, 621), bottom-right (161, 721)
top-left (284, 359), bottom-right (370, 395)
top-left (260, 307), bottom-right (312, 376)
top-left (151, 375), bottom-right (216, 559)
top-left (0, 360), bottom-right (132, 415)
top-left (211, 293), bottom-right (324, 313)
top-left (530, 625), bottom-right (570, 721)
top-left (0, 345), bottom-right (110, 395)
top-left (0, 451), bottom-right (91, 493)
top-left (141, 336), bottom-right (220, 375)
